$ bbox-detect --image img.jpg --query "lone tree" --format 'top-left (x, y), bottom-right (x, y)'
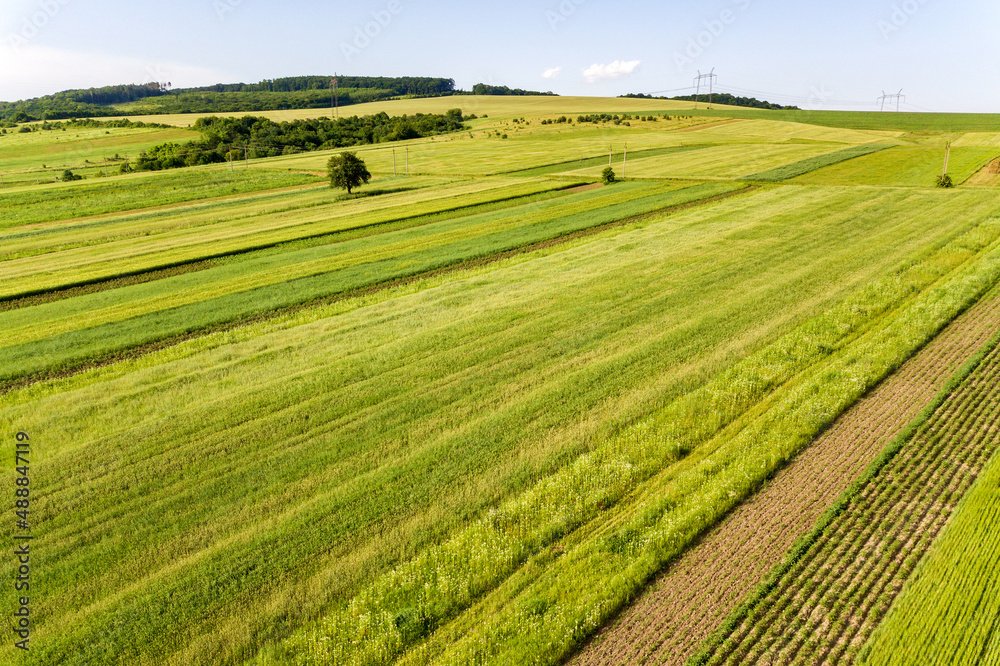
top-left (327, 151), bottom-right (371, 194)
top-left (601, 166), bottom-right (616, 185)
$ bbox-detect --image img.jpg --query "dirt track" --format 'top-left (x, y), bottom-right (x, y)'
top-left (569, 292), bottom-right (1000, 666)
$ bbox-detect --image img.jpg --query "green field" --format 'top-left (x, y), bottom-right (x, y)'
top-left (2, 95), bottom-right (1000, 666)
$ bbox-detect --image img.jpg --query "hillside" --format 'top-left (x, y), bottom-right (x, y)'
top-left (3, 95), bottom-right (1000, 666)
top-left (0, 77), bottom-right (564, 123)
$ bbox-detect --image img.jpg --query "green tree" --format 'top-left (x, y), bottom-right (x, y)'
top-left (61, 169), bottom-right (83, 181)
top-left (327, 151), bottom-right (371, 194)
top-left (937, 174), bottom-right (954, 188)
top-left (601, 166), bottom-right (616, 185)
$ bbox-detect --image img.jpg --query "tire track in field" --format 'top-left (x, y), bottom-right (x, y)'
top-left (569, 291), bottom-right (1000, 666)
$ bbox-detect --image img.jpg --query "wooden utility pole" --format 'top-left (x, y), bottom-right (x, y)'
top-left (942, 141), bottom-right (951, 178)
top-left (609, 145), bottom-right (613, 167)
top-left (104, 157), bottom-right (109, 178)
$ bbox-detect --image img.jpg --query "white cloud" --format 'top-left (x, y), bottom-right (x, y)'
top-left (582, 59), bottom-right (641, 84)
top-left (0, 45), bottom-right (227, 102)
top-left (541, 66), bottom-right (562, 80)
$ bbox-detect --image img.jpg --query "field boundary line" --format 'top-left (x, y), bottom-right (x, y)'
top-left (0, 184), bottom-right (757, 395)
top-left (687, 323), bottom-right (1000, 666)
top-left (0, 181), bottom-right (583, 308)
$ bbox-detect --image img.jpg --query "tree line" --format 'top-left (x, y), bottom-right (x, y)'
top-left (620, 92), bottom-right (798, 110)
top-left (124, 109), bottom-right (467, 172)
top-left (470, 84), bottom-right (556, 96)
top-left (2, 76), bottom-right (561, 123)
top-left (0, 77), bottom-right (458, 122)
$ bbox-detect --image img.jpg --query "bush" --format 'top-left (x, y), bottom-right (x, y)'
top-left (61, 169), bottom-right (83, 181)
top-left (937, 174), bottom-right (954, 188)
top-left (602, 167), bottom-right (616, 185)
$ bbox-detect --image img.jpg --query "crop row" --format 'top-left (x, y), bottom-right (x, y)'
top-left (569, 285), bottom-right (1000, 666)
top-left (0, 166), bottom-right (320, 229)
top-left (858, 411), bottom-right (1000, 665)
top-left (696, 327), bottom-right (1000, 665)
top-left (265, 205), bottom-right (1000, 665)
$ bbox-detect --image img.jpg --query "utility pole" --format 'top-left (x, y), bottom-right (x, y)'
top-left (943, 141), bottom-right (951, 178)
top-left (693, 68), bottom-right (717, 110)
top-left (609, 144), bottom-right (613, 167)
top-left (103, 157), bottom-right (109, 178)
top-left (877, 89), bottom-right (905, 112)
top-left (331, 75), bottom-right (339, 120)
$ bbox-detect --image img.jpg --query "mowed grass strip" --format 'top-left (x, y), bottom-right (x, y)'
top-left (0, 186), bottom-right (990, 666)
top-left (0, 166), bottom-right (321, 229)
top-left (793, 145), bottom-right (1000, 187)
top-left (0, 177), bottom-right (568, 298)
top-left (559, 143), bottom-right (841, 181)
top-left (743, 144), bottom-right (893, 182)
top-left (0, 181), bottom-right (740, 381)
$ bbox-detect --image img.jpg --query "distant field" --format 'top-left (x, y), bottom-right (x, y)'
top-left (89, 96), bottom-right (1000, 133)
top-left (95, 95), bottom-right (712, 127)
top-left (3, 94), bottom-right (1000, 666)
top-left (793, 145), bottom-right (1000, 186)
top-left (0, 124), bottom-right (198, 185)
top-left (559, 143), bottom-right (840, 180)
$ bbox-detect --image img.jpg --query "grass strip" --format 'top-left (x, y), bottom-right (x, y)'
top-left (687, 317), bottom-right (1000, 666)
top-left (0, 182), bottom-right (747, 384)
top-left (263, 219), bottom-right (1000, 666)
top-left (743, 144), bottom-right (893, 182)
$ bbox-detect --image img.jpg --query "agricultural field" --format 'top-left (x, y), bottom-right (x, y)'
top-left (0, 123), bottom-right (199, 186)
top-left (2, 95), bottom-right (1000, 666)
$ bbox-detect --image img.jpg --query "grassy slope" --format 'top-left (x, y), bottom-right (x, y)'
top-left (0, 125), bottom-right (199, 184)
top-left (87, 96), bottom-right (1000, 133)
top-left (794, 145), bottom-right (1000, 186)
top-left (2, 96), bottom-right (999, 665)
top-left (2, 184), bottom-right (999, 666)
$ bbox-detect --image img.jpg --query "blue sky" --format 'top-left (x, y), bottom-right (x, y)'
top-left (1, 0), bottom-right (998, 112)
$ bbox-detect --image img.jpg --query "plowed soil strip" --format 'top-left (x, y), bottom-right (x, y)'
top-left (708, 337), bottom-right (1000, 665)
top-left (569, 292), bottom-right (1000, 666)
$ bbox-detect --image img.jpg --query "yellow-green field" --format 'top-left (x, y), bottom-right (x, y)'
top-left (1, 95), bottom-right (1000, 666)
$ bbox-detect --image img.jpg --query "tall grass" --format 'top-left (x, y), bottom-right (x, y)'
top-left (267, 217), bottom-right (1000, 666)
top-left (1, 185), bottom-right (984, 666)
top-left (0, 182), bottom-right (741, 382)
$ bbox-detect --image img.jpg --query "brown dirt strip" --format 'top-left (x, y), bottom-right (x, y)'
top-left (568, 290), bottom-right (1000, 666)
